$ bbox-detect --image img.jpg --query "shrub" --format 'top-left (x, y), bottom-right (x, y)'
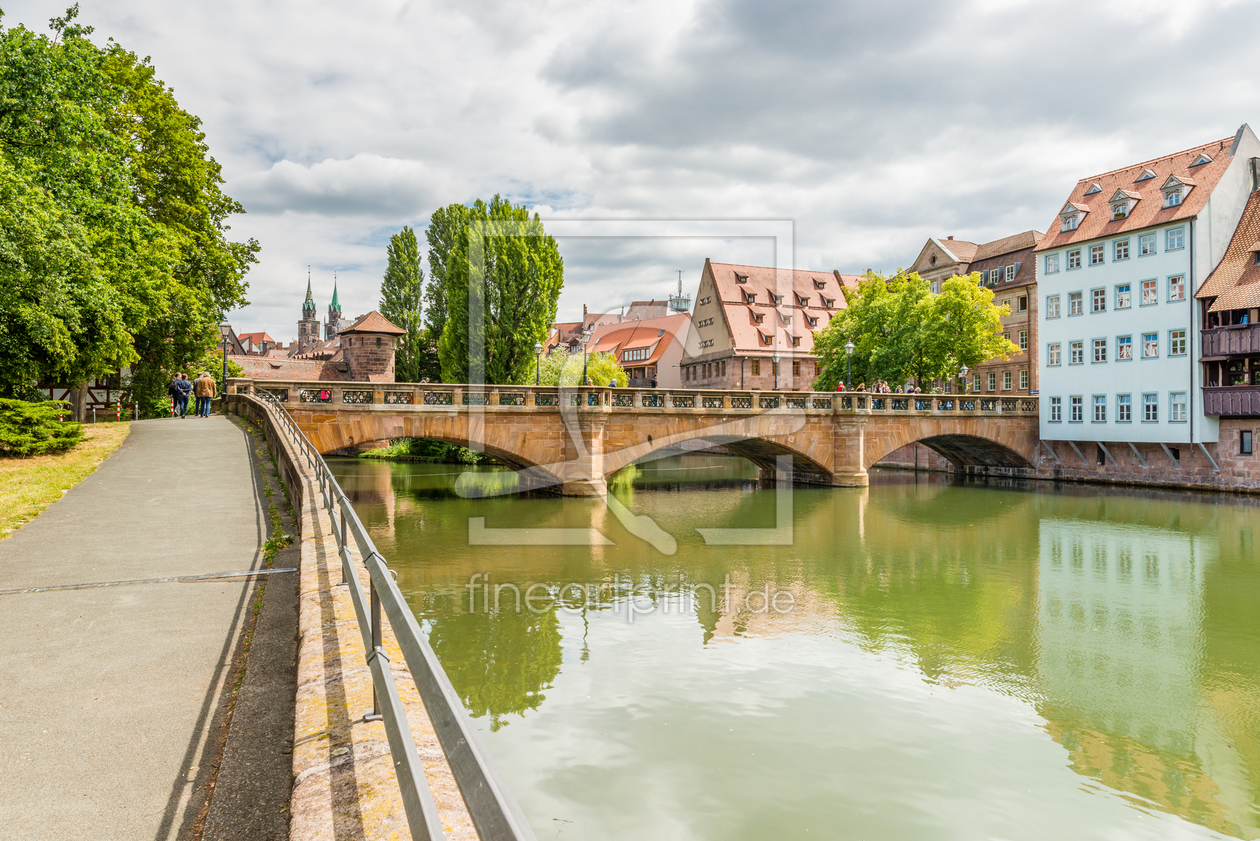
top-left (0, 399), bottom-right (84, 457)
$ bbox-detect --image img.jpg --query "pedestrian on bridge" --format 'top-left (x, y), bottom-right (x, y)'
top-left (195, 372), bottom-right (217, 417)
top-left (175, 373), bottom-right (193, 418)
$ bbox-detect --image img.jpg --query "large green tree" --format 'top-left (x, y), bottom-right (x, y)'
top-left (434, 196), bottom-right (564, 384)
top-left (0, 6), bottom-right (257, 411)
top-left (813, 270), bottom-right (1016, 390)
top-left (379, 226), bottom-right (425, 383)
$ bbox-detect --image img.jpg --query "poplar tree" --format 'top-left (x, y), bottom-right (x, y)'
top-left (378, 226), bottom-right (424, 383)
top-left (433, 196), bottom-right (563, 384)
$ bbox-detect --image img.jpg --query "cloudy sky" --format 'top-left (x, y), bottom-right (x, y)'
top-left (7, 0), bottom-right (1260, 339)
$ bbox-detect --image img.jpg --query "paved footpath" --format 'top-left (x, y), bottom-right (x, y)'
top-left (0, 416), bottom-right (281, 841)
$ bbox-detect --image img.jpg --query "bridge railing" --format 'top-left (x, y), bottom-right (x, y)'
top-left (227, 379), bottom-right (1038, 415)
top-left (252, 391), bottom-right (538, 841)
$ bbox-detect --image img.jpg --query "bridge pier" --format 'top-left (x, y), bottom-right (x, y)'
top-left (562, 416), bottom-right (609, 498)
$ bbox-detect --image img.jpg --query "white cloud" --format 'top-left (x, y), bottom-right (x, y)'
top-left (4, 0), bottom-right (1260, 335)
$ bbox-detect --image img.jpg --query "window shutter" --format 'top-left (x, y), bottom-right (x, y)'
top-left (1012, 261), bottom-right (1022, 279)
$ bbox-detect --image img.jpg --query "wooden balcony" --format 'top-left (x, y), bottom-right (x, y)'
top-left (1202, 324), bottom-right (1260, 357)
top-left (1203, 386), bottom-right (1260, 417)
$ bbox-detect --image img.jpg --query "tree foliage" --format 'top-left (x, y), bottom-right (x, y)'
top-left (0, 399), bottom-right (83, 456)
top-left (433, 196), bottom-right (564, 384)
top-left (527, 350), bottom-right (627, 387)
top-left (379, 226), bottom-right (425, 383)
top-left (813, 271), bottom-right (1017, 390)
top-left (0, 7), bottom-right (257, 407)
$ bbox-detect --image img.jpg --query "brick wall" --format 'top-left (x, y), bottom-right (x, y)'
top-left (344, 334), bottom-right (397, 381)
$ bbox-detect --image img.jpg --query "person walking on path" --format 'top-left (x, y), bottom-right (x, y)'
top-left (194, 372), bottom-right (217, 417)
top-left (167, 375), bottom-right (182, 417)
top-left (174, 373), bottom-right (194, 418)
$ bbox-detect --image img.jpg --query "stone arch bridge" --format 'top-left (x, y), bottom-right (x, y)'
top-left (228, 380), bottom-right (1040, 496)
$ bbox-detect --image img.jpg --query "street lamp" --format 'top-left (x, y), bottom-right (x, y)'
top-left (217, 322), bottom-right (232, 404)
top-left (844, 340), bottom-right (855, 390)
top-left (533, 341), bottom-right (543, 385)
top-left (772, 351), bottom-right (780, 390)
top-left (959, 364), bottom-right (969, 393)
top-left (580, 328), bottom-right (593, 386)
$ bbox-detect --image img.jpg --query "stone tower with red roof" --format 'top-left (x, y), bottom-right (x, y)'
top-left (340, 311), bottom-right (407, 381)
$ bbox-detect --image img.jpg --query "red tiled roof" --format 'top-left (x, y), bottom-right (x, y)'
top-left (235, 356), bottom-right (352, 382)
top-left (937, 239), bottom-right (979, 263)
top-left (706, 261), bottom-right (858, 356)
top-left (588, 313), bottom-right (690, 367)
top-left (973, 230), bottom-right (1043, 261)
top-left (339, 310), bottom-right (406, 335)
top-left (1036, 135), bottom-right (1235, 252)
top-left (1198, 191), bottom-right (1260, 311)
top-left (238, 331), bottom-right (275, 345)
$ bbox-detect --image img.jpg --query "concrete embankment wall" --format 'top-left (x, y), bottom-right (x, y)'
top-left (225, 394), bottom-right (476, 841)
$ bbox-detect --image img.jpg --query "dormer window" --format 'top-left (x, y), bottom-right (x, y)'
top-left (1191, 153), bottom-right (1213, 167)
top-left (796, 294), bottom-right (808, 307)
top-left (753, 311), bottom-right (764, 324)
top-left (769, 293), bottom-right (783, 305)
top-left (1060, 202), bottom-right (1087, 232)
top-left (735, 273), bottom-right (748, 284)
top-left (820, 296), bottom-right (835, 308)
top-left (1161, 175), bottom-right (1191, 208)
top-left (780, 312), bottom-right (792, 325)
top-left (1135, 168), bottom-right (1157, 182)
top-left (760, 332), bottom-right (772, 346)
top-left (806, 315), bottom-right (818, 328)
top-left (1109, 189), bottom-right (1139, 221)
top-left (813, 279), bottom-right (826, 289)
top-left (743, 290), bottom-right (756, 303)
top-left (791, 336), bottom-right (801, 347)
top-left (1084, 182), bottom-right (1102, 195)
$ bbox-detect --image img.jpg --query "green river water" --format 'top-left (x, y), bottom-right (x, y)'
top-left (329, 455), bottom-right (1260, 841)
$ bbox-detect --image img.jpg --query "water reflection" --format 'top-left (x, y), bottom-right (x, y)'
top-left (330, 456), bottom-right (1260, 841)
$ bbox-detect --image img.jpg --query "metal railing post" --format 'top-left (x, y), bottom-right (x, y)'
top-left (367, 572), bottom-right (383, 722)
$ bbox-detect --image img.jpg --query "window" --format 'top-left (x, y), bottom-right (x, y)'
top-left (1069, 292), bottom-right (1083, 315)
top-left (1047, 295), bottom-right (1061, 318)
top-left (1020, 370), bottom-right (1029, 390)
top-left (770, 294), bottom-right (783, 305)
top-left (1048, 343), bottom-right (1061, 365)
top-left (1017, 295), bottom-right (1027, 312)
top-left (821, 297), bottom-right (835, 308)
top-left (790, 336), bottom-right (801, 347)
top-left (751, 359), bottom-right (760, 375)
top-left (1045, 254), bottom-right (1060, 274)
top-left (792, 360), bottom-right (801, 376)
top-left (1002, 298), bottom-right (1011, 311)
top-left (1019, 330), bottom-right (1028, 351)
top-left (1117, 335), bottom-right (1132, 360)
top-left (1006, 265), bottom-right (1016, 282)
top-left (1139, 233), bottom-right (1156, 256)
top-left (736, 274), bottom-right (748, 283)
top-left (1116, 284), bottom-right (1131, 309)
top-left (1090, 244), bottom-right (1105, 266)
top-left (1003, 371), bottom-right (1012, 390)
top-left (1142, 279), bottom-right (1158, 306)
top-left (1169, 329), bottom-right (1186, 356)
top-left (1093, 338), bottom-right (1107, 363)
top-left (1070, 341), bottom-right (1084, 364)
top-left (1142, 333), bottom-right (1158, 358)
top-left (1003, 331), bottom-right (1011, 343)
top-left (1070, 396), bottom-right (1083, 423)
top-left (1068, 249), bottom-right (1082, 270)
top-left (1117, 394), bottom-right (1132, 422)
top-left (1143, 393), bottom-right (1158, 422)
top-left (1167, 227), bottom-right (1185, 251)
top-left (1092, 288), bottom-right (1106, 312)
top-left (1242, 430), bottom-right (1253, 455)
top-left (1164, 190), bottom-right (1182, 208)
top-left (1170, 392), bottom-right (1187, 422)
top-left (989, 268), bottom-right (1001, 285)
top-left (1114, 239), bottom-right (1130, 261)
top-left (1050, 397), bottom-right (1062, 422)
top-left (1168, 275), bottom-right (1185, 301)
top-left (1063, 214), bottom-right (1080, 232)
top-left (987, 372), bottom-right (996, 391)
top-left (753, 312), bottom-right (764, 323)
top-left (931, 281), bottom-right (940, 294)
top-left (1093, 395), bottom-right (1107, 422)
top-left (973, 373), bottom-right (981, 392)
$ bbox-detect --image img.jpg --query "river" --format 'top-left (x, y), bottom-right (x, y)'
top-left (329, 454), bottom-right (1260, 841)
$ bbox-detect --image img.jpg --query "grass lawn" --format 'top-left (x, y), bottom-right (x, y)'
top-left (0, 422), bottom-right (132, 540)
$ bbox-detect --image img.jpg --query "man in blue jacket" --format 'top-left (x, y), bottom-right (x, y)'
top-left (175, 373), bottom-right (193, 419)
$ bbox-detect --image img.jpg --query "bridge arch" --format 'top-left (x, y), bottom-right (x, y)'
top-left (290, 408), bottom-right (566, 488)
top-left (862, 415), bottom-right (1040, 473)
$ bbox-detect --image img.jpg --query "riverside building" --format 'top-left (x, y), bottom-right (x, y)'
top-left (1036, 124), bottom-right (1260, 469)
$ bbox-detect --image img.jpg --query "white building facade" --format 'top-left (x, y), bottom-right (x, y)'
top-left (1037, 124), bottom-right (1260, 456)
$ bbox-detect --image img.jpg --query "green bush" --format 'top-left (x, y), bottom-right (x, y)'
top-left (361, 438), bottom-right (495, 464)
top-left (0, 400), bottom-right (84, 457)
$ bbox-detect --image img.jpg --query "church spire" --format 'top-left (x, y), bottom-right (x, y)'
top-left (302, 266), bottom-right (317, 314)
top-left (329, 273), bottom-right (340, 312)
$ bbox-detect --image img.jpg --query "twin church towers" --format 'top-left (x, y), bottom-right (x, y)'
top-left (298, 273), bottom-right (350, 353)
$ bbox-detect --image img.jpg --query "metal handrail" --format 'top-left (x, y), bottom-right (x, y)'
top-left (252, 391), bottom-right (537, 841)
